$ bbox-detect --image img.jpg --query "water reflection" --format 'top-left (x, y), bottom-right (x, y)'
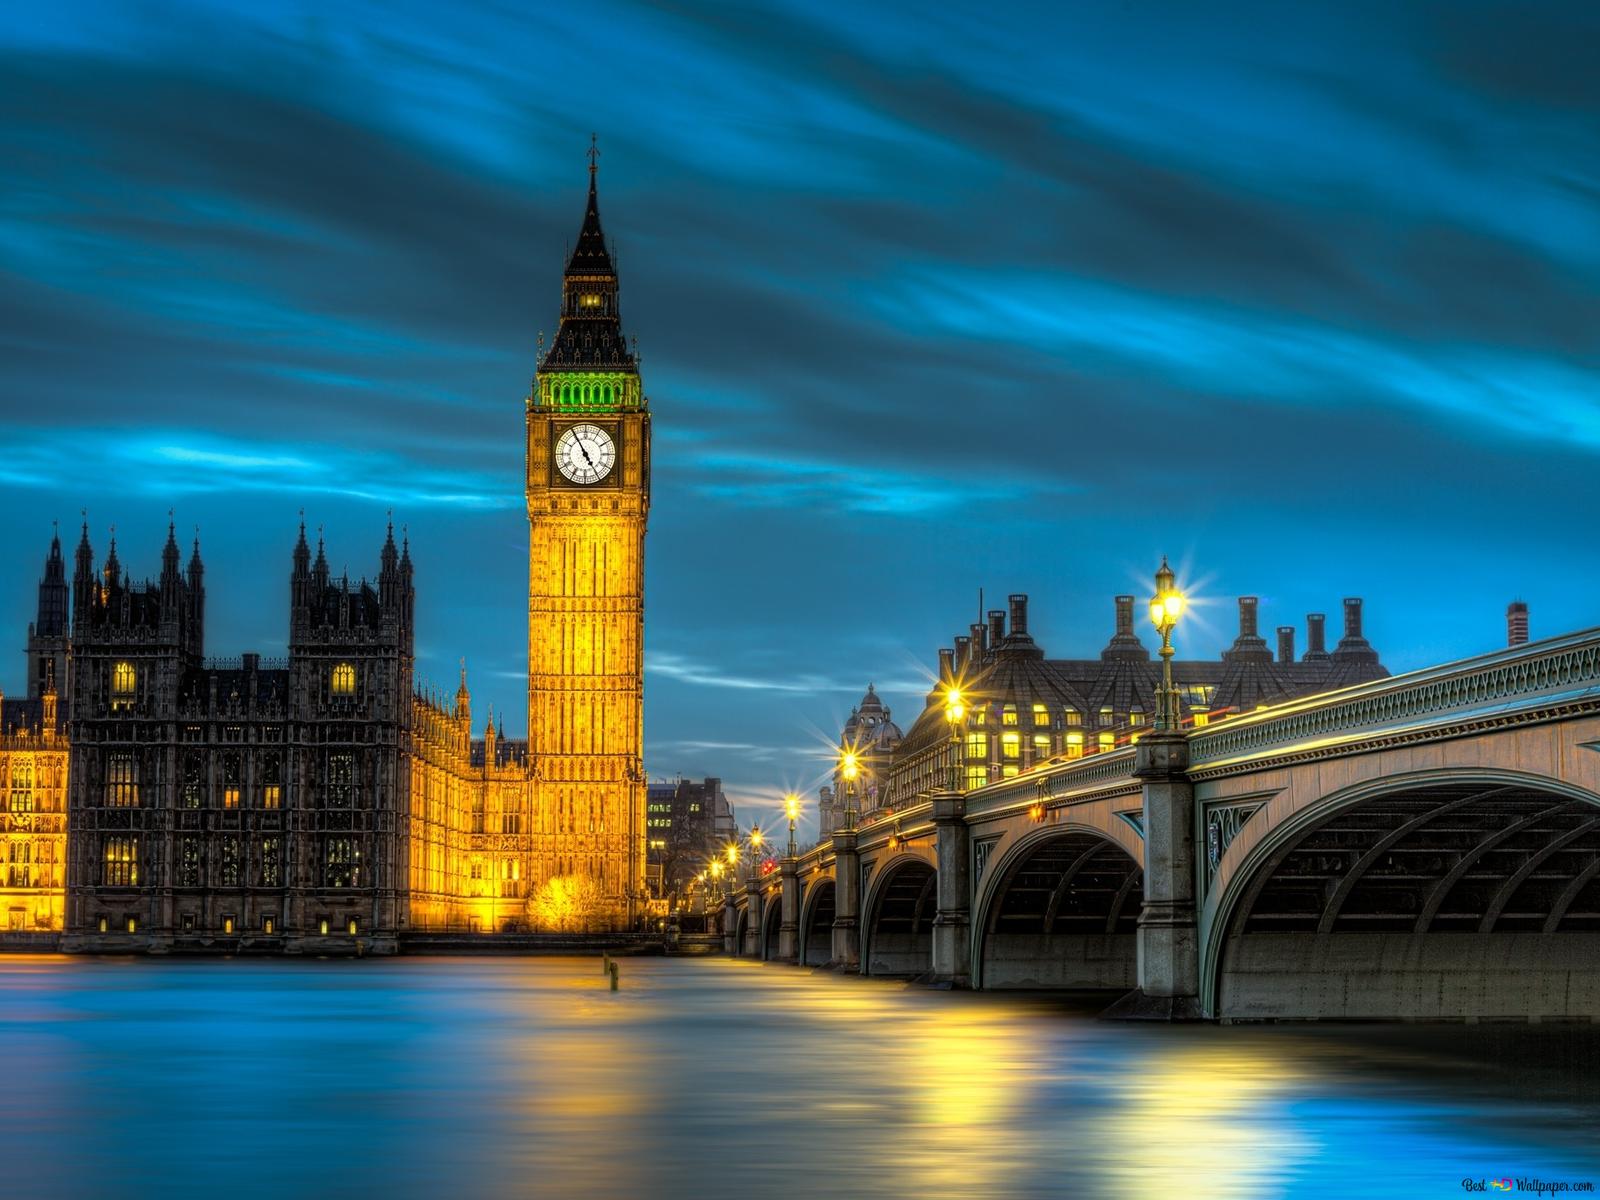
top-left (0, 955), bottom-right (1596, 1199)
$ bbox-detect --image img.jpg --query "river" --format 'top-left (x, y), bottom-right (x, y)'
top-left (0, 955), bottom-right (1596, 1199)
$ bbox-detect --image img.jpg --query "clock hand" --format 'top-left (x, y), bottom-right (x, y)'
top-left (578, 441), bottom-right (596, 467)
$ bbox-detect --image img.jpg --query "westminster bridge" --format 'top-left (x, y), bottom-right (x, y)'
top-left (724, 627), bottom-right (1600, 1020)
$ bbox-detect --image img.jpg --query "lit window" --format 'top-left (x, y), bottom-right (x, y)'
top-left (98, 917), bottom-right (108, 934)
top-left (319, 918), bottom-right (330, 935)
top-left (263, 785), bottom-right (281, 810)
top-left (106, 753), bottom-right (139, 807)
top-left (10, 761), bottom-right (33, 812)
top-left (103, 836), bottom-right (138, 887)
top-left (1002, 765), bottom-right (1019, 778)
top-left (965, 765), bottom-right (989, 790)
top-left (223, 916), bottom-right (235, 935)
top-left (973, 709), bottom-right (986, 727)
top-left (965, 732), bottom-right (988, 758)
top-left (347, 918), bottom-right (359, 936)
top-left (126, 916), bottom-right (137, 934)
top-left (263, 916), bottom-right (275, 935)
top-left (224, 787), bottom-right (240, 810)
top-left (331, 663), bottom-right (356, 695)
top-left (1001, 707), bottom-right (1018, 727)
top-left (325, 837), bottom-right (359, 887)
top-left (112, 661), bottom-right (136, 704)
top-left (1032, 703), bottom-right (1050, 727)
top-left (1098, 707), bottom-right (1114, 727)
top-left (1033, 735), bottom-right (1050, 755)
top-left (1192, 711), bottom-right (1210, 728)
top-left (1001, 733), bottom-right (1020, 759)
top-left (1063, 708), bottom-right (1081, 727)
top-left (261, 837), bottom-right (281, 887)
top-left (1065, 732), bottom-right (1084, 759)
top-left (1098, 732), bottom-right (1115, 752)
top-left (1129, 710), bottom-right (1145, 727)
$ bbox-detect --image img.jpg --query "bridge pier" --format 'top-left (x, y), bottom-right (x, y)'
top-left (743, 880), bottom-right (762, 957)
top-left (722, 894), bottom-right (737, 956)
top-left (830, 829), bottom-right (861, 969)
top-left (1107, 732), bottom-right (1202, 1019)
top-left (777, 858), bottom-right (799, 961)
top-left (931, 790), bottom-right (971, 987)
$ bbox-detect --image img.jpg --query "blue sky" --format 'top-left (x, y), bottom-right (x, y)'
top-left (2, 0), bottom-right (1597, 832)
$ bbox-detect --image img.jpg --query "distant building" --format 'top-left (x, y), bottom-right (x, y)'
top-left (645, 777), bottom-right (736, 899)
top-left (819, 685), bottom-right (903, 837)
top-left (866, 591), bottom-right (1387, 811)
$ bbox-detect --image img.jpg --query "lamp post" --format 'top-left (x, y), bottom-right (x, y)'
top-left (710, 859), bottom-right (724, 902)
top-left (748, 825), bottom-right (764, 882)
top-left (943, 685), bottom-right (966, 793)
top-left (839, 750), bottom-right (860, 832)
top-left (784, 793), bottom-right (800, 859)
top-left (1149, 557), bottom-right (1186, 731)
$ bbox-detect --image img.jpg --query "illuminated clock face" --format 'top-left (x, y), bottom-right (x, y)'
top-left (554, 423), bottom-right (616, 485)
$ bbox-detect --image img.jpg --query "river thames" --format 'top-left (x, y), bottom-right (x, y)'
top-left (0, 955), bottom-right (1597, 1199)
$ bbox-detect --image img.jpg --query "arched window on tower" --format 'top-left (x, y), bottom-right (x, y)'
top-left (331, 662), bottom-right (356, 696)
top-left (111, 661), bottom-right (136, 710)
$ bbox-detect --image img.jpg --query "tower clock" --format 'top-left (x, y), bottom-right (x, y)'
top-left (526, 151), bottom-right (650, 925)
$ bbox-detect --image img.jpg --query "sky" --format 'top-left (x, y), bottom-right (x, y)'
top-left (1, 0), bottom-right (1597, 835)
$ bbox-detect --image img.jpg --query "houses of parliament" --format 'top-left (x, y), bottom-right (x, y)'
top-left (0, 158), bottom-right (650, 950)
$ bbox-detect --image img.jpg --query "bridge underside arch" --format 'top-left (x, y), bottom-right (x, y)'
top-left (864, 861), bottom-right (935, 977)
top-left (760, 897), bottom-right (781, 961)
top-left (800, 881), bottom-right (835, 967)
top-left (1218, 779), bottom-right (1600, 1020)
top-left (980, 831), bottom-right (1142, 990)
top-left (734, 909), bottom-right (748, 956)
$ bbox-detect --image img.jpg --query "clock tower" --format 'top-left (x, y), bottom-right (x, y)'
top-left (526, 149), bottom-right (650, 925)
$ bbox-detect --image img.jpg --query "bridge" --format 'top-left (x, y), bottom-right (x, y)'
top-left (725, 627), bottom-right (1600, 1020)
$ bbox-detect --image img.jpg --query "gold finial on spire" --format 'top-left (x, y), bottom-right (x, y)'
top-left (588, 132), bottom-right (600, 178)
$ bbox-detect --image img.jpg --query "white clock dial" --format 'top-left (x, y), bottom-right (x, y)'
top-left (554, 423), bottom-right (616, 485)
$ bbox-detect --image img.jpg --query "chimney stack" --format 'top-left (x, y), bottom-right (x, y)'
top-left (1507, 601), bottom-right (1529, 648)
top-left (937, 647), bottom-right (955, 678)
top-left (1305, 613), bottom-right (1329, 660)
top-left (1008, 594), bottom-right (1028, 637)
top-left (954, 635), bottom-right (971, 669)
top-left (987, 609), bottom-right (1005, 647)
top-left (1332, 597), bottom-right (1379, 663)
top-left (970, 622), bottom-right (987, 656)
top-left (1115, 595), bottom-right (1134, 637)
top-left (1277, 626), bottom-right (1295, 664)
top-left (1343, 597), bottom-right (1363, 640)
top-left (1238, 596), bottom-right (1259, 639)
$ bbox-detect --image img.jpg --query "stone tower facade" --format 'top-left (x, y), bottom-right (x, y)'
top-left (524, 153), bottom-right (650, 924)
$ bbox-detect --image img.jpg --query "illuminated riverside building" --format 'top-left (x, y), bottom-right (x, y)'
top-left (0, 155), bottom-right (651, 950)
top-left (872, 592), bottom-right (1388, 812)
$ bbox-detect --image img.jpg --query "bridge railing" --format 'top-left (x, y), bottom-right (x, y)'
top-left (963, 745), bottom-right (1140, 820)
top-left (1189, 625), bottom-right (1600, 767)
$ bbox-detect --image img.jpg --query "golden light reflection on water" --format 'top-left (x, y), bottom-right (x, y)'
top-left (1090, 1043), bottom-right (1311, 1199)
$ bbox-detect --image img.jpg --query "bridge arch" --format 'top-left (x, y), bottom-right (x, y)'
top-left (971, 823), bottom-right (1143, 990)
top-left (759, 893), bottom-right (782, 961)
top-left (861, 854), bottom-right (936, 977)
top-left (1205, 768), bottom-right (1600, 1020)
top-left (733, 907), bottom-right (749, 956)
top-left (799, 877), bottom-right (836, 966)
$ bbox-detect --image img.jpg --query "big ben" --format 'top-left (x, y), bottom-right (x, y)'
top-left (526, 147), bottom-right (649, 925)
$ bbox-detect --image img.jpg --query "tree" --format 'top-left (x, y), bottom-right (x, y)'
top-left (526, 874), bottom-right (621, 933)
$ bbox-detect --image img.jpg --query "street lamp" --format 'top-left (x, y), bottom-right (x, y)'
top-left (839, 749), bottom-right (860, 832)
top-left (710, 859), bottom-right (724, 901)
top-left (784, 792), bottom-right (801, 858)
top-left (1149, 557), bottom-right (1186, 730)
top-left (944, 685), bottom-right (965, 792)
top-left (748, 825), bottom-right (764, 881)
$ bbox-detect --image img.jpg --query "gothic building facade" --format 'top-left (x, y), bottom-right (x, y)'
top-left (0, 157), bottom-right (649, 949)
